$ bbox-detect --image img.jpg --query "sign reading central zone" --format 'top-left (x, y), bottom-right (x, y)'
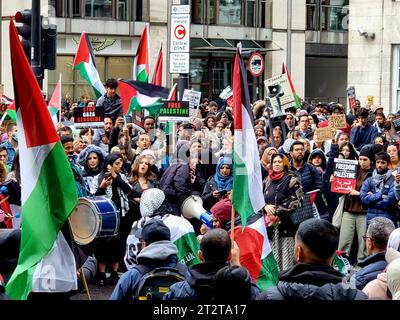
top-left (159, 101), bottom-right (189, 122)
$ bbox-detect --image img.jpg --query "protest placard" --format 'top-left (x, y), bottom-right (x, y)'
top-left (159, 101), bottom-right (189, 122)
top-left (328, 114), bottom-right (347, 129)
top-left (314, 126), bottom-right (336, 141)
top-left (182, 89), bottom-right (201, 117)
top-left (73, 106), bottom-right (104, 128)
top-left (331, 159), bottom-right (358, 194)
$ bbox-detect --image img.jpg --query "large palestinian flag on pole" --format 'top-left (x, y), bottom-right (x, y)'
top-left (118, 80), bottom-right (169, 116)
top-left (152, 45), bottom-right (163, 86)
top-left (73, 32), bottom-right (106, 98)
top-left (232, 44), bottom-right (265, 227)
top-left (135, 23), bottom-right (150, 83)
top-left (6, 18), bottom-right (78, 300)
top-left (234, 213), bottom-right (279, 290)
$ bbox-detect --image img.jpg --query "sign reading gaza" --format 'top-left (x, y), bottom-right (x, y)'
top-left (159, 101), bottom-right (190, 122)
top-left (74, 106), bottom-right (104, 128)
top-left (331, 158), bottom-right (358, 194)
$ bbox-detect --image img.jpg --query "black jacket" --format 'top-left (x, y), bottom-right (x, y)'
top-left (259, 263), bottom-right (367, 300)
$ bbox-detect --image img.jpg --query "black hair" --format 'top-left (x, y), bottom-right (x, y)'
top-left (375, 151), bottom-right (391, 164)
top-left (340, 142), bottom-right (358, 160)
top-left (143, 116), bottom-right (155, 123)
top-left (105, 78), bottom-right (118, 88)
top-left (58, 126), bottom-right (72, 134)
top-left (200, 229), bottom-right (231, 262)
top-left (60, 135), bottom-right (74, 145)
top-left (290, 140), bottom-right (304, 152)
top-left (213, 265), bottom-right (252, 301)
top-left (296, 219), bottom-right (339, 260)
top-left (357, 107), bottom-right (369, 118)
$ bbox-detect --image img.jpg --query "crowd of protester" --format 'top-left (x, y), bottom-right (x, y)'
top-left (2, 77), bottom-right (400, 301)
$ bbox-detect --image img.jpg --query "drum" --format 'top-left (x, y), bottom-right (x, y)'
top-left (69, 197), bottom-right (120, 245)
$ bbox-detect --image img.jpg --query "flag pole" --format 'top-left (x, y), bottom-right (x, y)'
top-left (59, 73), bottom-right (62, 124)
top-left (80, 267), bottom-right (92, 300)
top-left (0, 112), bottom-right (8, 128)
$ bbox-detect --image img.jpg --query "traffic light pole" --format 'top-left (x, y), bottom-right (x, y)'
top-left (31, 0), bottom-right (43, 89)
top-left (177, 0), bottom-right (189, 101)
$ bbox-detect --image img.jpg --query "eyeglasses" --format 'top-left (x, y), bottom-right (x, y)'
top-left (362, 235), bottom-right (371, 241)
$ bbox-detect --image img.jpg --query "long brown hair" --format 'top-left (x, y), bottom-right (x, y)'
top-left (129, 155), bottom-right (157, 185)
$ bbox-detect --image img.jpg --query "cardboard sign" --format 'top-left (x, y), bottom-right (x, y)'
top-left (158, 101), bottom-right (189, 122)
top-left (314, 126), bottom-right (336, 141)
top-left (347, 86), bottom-right (356, 109)
top-left (331, 159), bottom-right (358, 194)
top-left (328, 114), bottom-right (347, 129)
top-left (264, 73), bottom-right (295, 110)
top-left (73, 106), bottom-right (104, 128)
top-left (182, 89), bottom-right (201, 117)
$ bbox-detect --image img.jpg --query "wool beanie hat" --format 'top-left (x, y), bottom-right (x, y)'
top-left (140, 188), bottom-right (166, 218)
top-left (210, 198), bottom-right (232, 225)
top-left (359, 144), bottom-right (384, 164)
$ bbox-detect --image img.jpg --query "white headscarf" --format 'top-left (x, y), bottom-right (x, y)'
top-left (387, 228), bottom-right (400, 252)
top-left (387, 258), bottom-right (400, 300)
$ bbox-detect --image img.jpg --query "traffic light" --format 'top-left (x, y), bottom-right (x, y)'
top-left (15, 9), bottom-right (32, 62)
top-left (42, 22), bottom-right (57, 70)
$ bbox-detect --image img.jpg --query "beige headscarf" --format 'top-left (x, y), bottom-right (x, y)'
top-left (387, 258), bottom-right (400, 300)
top-left (261, 147), bottom-right (278, 170)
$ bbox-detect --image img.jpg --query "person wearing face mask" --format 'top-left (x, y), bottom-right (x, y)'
top-left (1, 123), bottom-right (18, 167)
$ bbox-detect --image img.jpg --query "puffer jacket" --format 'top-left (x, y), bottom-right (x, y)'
top-left (259, 263), bottom-right (367, 300)
top-left (353, 252), bottom-right (387, 290)
top-left (163, 261), bottom-right (260, 300)
top-left (110, 241), bottom-right (187, 300)
top-left (360, 173), bottom-right (397, 224)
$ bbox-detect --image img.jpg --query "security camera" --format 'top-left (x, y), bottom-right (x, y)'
top-left (358, 27), bottom-right (368, 38)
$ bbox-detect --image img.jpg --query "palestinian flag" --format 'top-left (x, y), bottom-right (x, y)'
top-left (118, 79), bottom-right (169, 116)
top-left (163, 215), bottom-right (200, 267)
top-left (73, 32), bottom-right (106, 98)
top-left (282, 63), bottom-right (301, 109)
top-left (232, 45), bottom-right (265, 227)
top-left (6, 18), bottom-right (78, 300)
top-left (124, 215), bottom-right (200, 269)
top-left (135, 24), bottom-right (150, 83)
top-left (1, 95), bottom-right (16, 122)
top-left (234, 213), bottom-right (279, 290)
top-left (168, 83), bottom-right (178, 100)
top-left (48, 74), bottom-right (61, 127)
top-left (152, 45), bottom-right (163, 86)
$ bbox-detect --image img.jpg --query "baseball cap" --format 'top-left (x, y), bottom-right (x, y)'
top-left (135, 219), bottom-right (170, 244)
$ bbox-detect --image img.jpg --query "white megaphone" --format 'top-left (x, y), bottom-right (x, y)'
top-left (181, 195), bottom-right (213, 228)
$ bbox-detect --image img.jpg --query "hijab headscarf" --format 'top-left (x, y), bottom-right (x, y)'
top-left (261, 147), bottom-right (278, 170)
top-left (214, 156), bottom-right (233, 192)
top-left (387, 258), bottom-right (400, 300)
top-left (268, 153), bottom-right (290, 181)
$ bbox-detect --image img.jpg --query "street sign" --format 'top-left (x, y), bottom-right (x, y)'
top-left (159, 101), bottom-right (190, 122)
top-left (170, 4), bottom-right (190, 74)
top-left (170, 52), bottom-right (189, 73)
top-left (248, 52), bottom-right (264, 77)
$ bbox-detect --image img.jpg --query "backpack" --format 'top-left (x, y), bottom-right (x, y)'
top-left (133, 264), bottom-right (186, 300)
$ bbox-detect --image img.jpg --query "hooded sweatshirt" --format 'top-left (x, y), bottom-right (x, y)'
top-left (110, 240), bottom-right (182, 300)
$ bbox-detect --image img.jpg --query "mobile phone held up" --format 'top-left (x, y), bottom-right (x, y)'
top-left (218, 190), bottom-right (228, 196)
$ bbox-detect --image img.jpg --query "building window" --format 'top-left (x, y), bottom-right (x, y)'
top-left (306, 0), bottom-right (349, 32)
top-left (192, 0), bottom-right (270, 27)
top-left (48, 55), bottom-right (133, 103)
top-left (49, 0), bottom-right (134, 21)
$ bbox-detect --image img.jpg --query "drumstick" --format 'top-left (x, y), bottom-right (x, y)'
top-left (0, 196), bottom-right (9, 205)
top-left (80, 267), bottom-right (92, 300)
